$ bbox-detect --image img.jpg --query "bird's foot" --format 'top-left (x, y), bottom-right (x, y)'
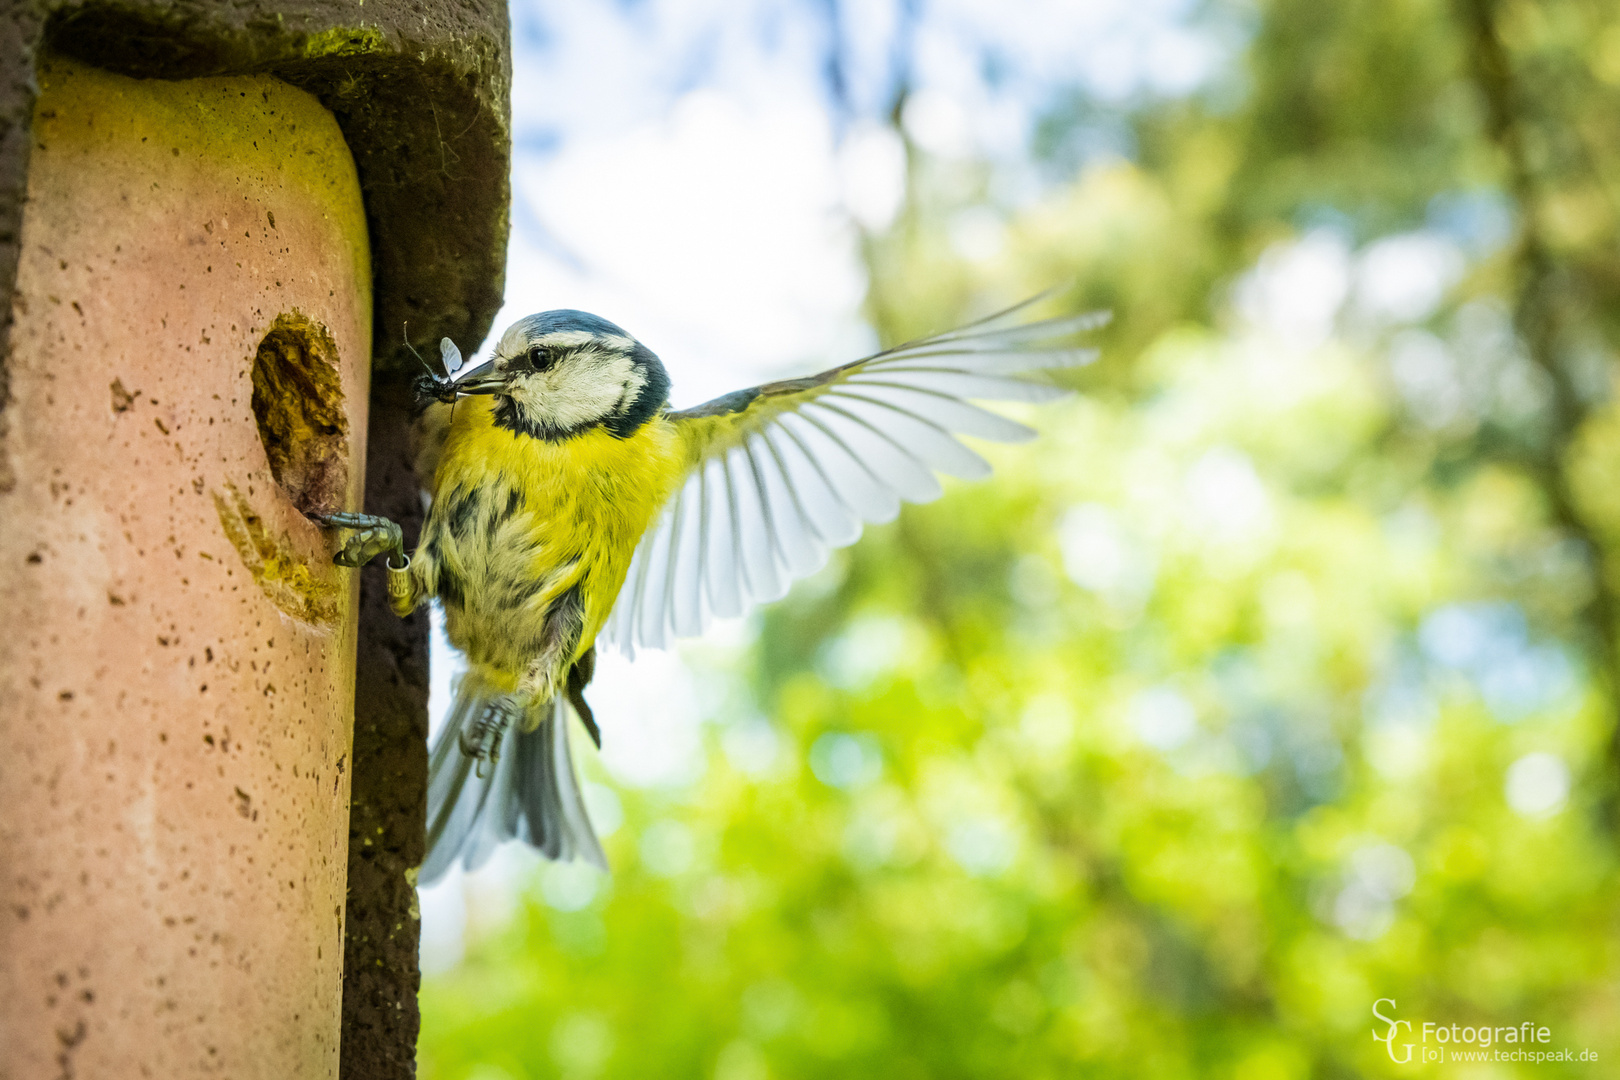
top-left (460, 701), bottom-right (515, 778)
top-left (312, 512), bottom-right (405, 568)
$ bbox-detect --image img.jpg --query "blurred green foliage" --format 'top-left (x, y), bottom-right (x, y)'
top-left (420, 0), bottom-right (1620, 1076)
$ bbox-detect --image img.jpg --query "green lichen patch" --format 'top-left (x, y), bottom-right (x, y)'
top-left (214, 481), bottom-right (341, 627)
top-left (300, 26), bottom-right (389, 60)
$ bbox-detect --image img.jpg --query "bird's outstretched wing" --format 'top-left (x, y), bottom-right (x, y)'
top-left (601, 300), bottom-right (1109, 656)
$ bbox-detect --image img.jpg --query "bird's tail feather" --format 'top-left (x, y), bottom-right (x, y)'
top-left (419, 670), bottom-right (607, 886)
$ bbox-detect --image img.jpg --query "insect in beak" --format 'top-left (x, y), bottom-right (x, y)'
top-left (405, 326), bottom-right (460, 406)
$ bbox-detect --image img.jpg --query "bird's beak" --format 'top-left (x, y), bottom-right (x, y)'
top-left (451, 359), bottom-right (504, 397)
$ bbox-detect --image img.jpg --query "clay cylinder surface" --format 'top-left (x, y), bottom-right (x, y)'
top-left (0, 59), bottom-right (371, 1078)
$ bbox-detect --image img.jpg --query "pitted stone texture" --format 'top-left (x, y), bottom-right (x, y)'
top-left (0, 4), bottom-right (509, 1072)
top-left (0, 59), bottom-right (370, 1079)
top-left (0, 0), bottom-right (511, 386)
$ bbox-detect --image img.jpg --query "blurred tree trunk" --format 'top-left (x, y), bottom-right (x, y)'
top-left (1453, 0), bottom-right (1620, 812)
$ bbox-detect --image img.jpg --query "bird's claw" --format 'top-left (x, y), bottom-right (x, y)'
top-left (312, 512), bottom-right (405, 568)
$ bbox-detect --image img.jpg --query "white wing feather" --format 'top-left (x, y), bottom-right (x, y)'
top-left (603, 305), bottom-right (1107, 655)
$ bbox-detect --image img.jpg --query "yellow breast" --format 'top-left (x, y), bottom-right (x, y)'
top-left (425, 397), bottom-right (681, 675)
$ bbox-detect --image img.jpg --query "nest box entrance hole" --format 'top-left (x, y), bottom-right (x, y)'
top-left (251, 312), bottom-right (349, 516)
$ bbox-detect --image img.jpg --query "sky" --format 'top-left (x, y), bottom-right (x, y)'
top-left (475, 0), bottom-right (1229, 404)
top-left (420, 0), bottom-right (1235, 972)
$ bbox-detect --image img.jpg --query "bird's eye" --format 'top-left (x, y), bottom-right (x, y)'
top-left (527, 345), bottom-right (554, 371)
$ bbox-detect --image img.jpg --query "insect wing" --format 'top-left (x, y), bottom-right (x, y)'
top-left (440, 337), bottom-right (464, 375)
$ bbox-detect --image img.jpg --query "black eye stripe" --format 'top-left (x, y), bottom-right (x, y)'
top-left (527, 345), bottom-right (556, 371)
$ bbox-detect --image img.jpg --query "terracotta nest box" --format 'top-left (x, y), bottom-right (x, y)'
top-left (0, 3), bottom-right (510, 1077)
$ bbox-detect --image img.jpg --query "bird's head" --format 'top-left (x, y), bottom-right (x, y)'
top-left (452, 309), bottom-right (671, 441)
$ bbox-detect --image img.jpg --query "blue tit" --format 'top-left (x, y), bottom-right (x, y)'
top-left (319, 301), bottom-right (1107, 882)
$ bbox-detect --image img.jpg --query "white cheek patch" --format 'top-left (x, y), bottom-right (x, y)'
top-left (507, 348), bottom-right (648, 431)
